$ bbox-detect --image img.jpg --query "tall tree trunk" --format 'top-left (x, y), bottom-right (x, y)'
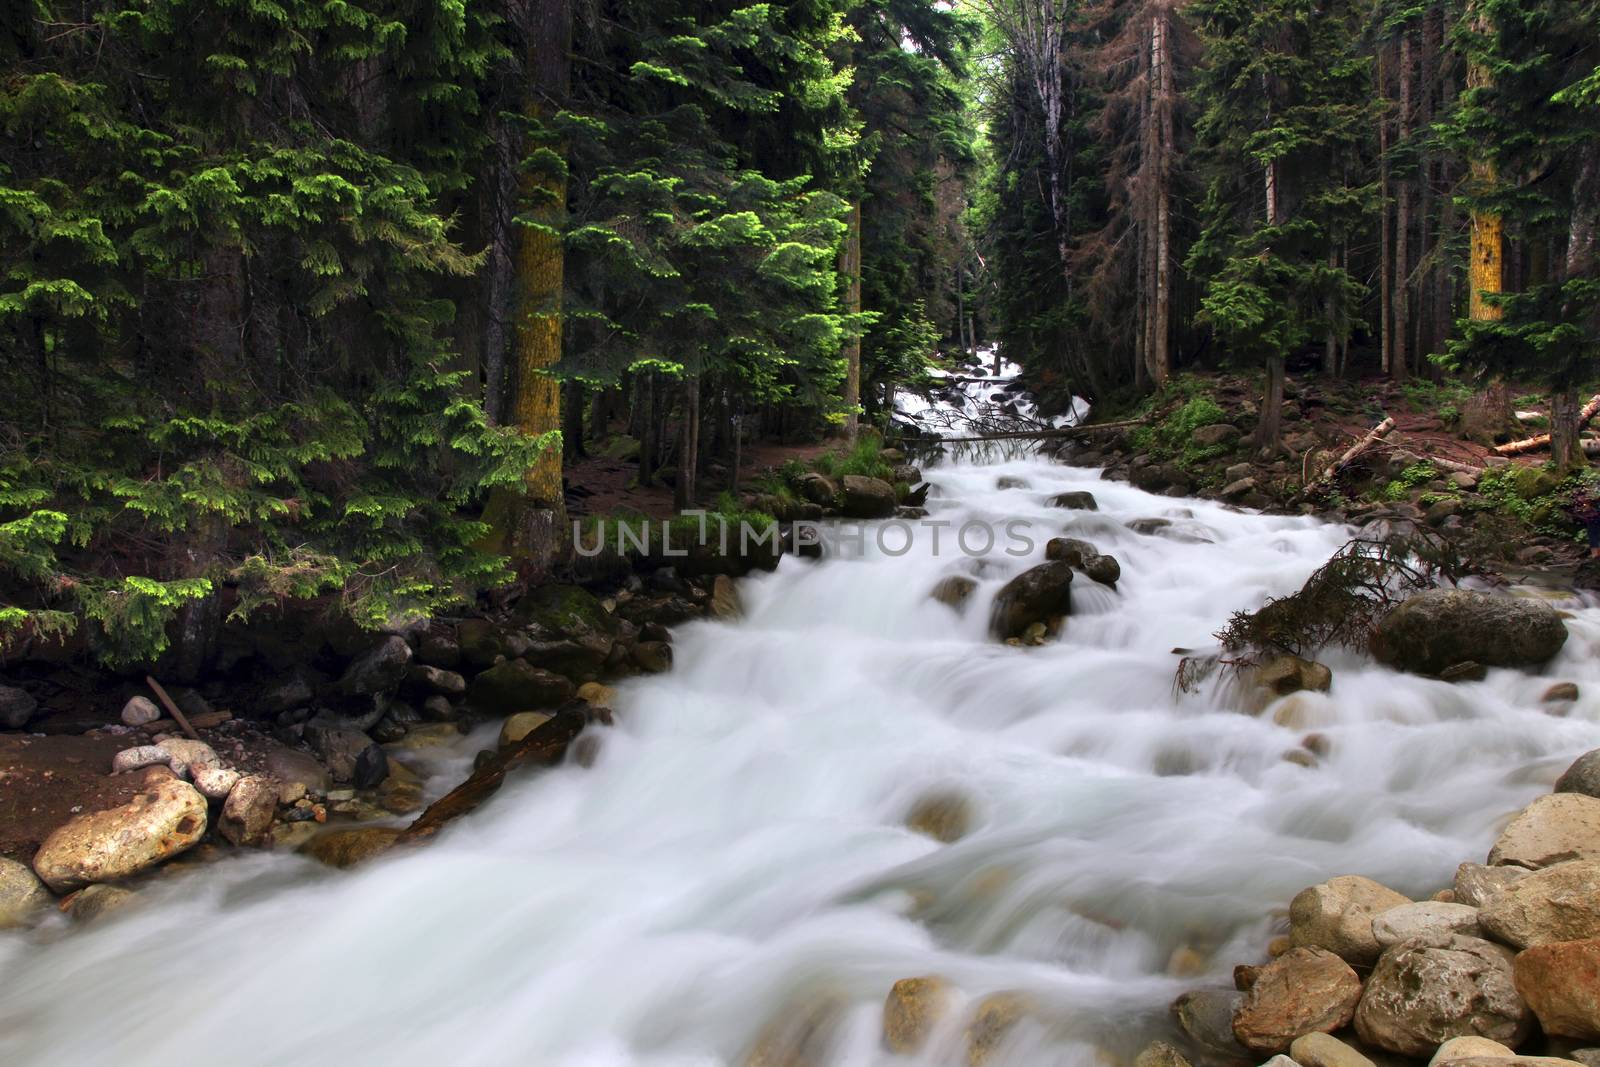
top-left (1379, 47), bottom-right (1394, 376)
top-left (840, 199), bottom-right (863, 439)
top-left (637, 371), bottom-right (656, 486)
top-left (674, 376), bottom-right (701, 511)
top-left (1553, 145), bottom-right (1600, 471)
top-left (1393, 27), bottom-right (1413, 382)
top-left (1258, 158), bottom-right (1284, 451)
top-left (562, 378), bottom-right (586, 461)
top-left (495, 0), bottom-right (571, 570)
top-left (1466, 11), bottom-right (1503, 324)
top-left (1149, 10), bottom-right (1173, 385)
top-left (481, 110), bottom-right (518, 425)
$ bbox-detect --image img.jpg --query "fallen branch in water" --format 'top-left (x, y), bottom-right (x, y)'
top-left (1494, 393), bottom-right (1600, 455)
top-left (396, 705), bottom-right (589, 846)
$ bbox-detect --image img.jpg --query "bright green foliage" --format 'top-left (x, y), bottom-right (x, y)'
top-left (0, 1), bottom-right (546, 665)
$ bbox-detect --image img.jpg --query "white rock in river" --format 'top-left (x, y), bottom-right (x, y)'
top-left (31, 774), bottom-right (208, 892)
top-left (120, 695), bottom-right (161, 726)
top-left (1373, 901), bottom-right (1483, 946)
top-left (0, 857), bottom-right (53, 928)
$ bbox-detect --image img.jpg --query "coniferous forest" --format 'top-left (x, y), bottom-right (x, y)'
top-left (3, 0), bottom-right (1597, 662)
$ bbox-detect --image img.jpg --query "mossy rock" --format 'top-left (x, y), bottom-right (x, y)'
top-left (1508, 465), bottom-right (1560, 501)
top-left (516, 584), bottom-right (617, 640)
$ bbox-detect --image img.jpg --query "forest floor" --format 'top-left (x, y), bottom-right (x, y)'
top-left (566, 435), bottom-right (833, 518)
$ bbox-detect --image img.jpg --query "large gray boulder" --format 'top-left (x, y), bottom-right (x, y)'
top-left (32, 773), bottom-right (208, 892)
top-left (1374, 590), bottom-right (1568, 676)
top-left (1354, 935), bottom-right (1530, 1056)
top-left (1557, 750), bottom-right (1600, 799)
top-left (1488, 794), bottom-right (1600, 869)
top-left (467, 659), bottom-right (576, 715)
top-left (337, 635), bottom-right (412, 695)
top-left (990, 561), bottom-right (1074, 641)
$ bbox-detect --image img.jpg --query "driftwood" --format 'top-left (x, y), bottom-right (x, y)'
top-left (1494, 393), bottom-right (1600, 455)
top-left (145, 675), bottom-right (201, 741)
top-left (1312, 417), bottom-right (1395, 486)
top-left (396, 705), bottom-right (588, 846)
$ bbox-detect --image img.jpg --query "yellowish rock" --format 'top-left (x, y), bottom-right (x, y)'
top-left (906, 790), bottom-right (974, 843)
top-left (500, 711), bottom-right (553, 748)
top-left (882, 975), bottom-right (954, 1054)
top-left (965, 992), bottom-right (1032, 1067)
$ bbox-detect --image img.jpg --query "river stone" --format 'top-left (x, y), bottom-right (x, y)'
top-left (1479, 861), bottom-right (1600, 948)
top-left (997, 475), bottom-right (1030, 489)
top-left (111, 744), bottom-right (177, 776)
top-left (0, 684), bottom-right (38, 729)
top-left (1194, 423), bottom-right (1241, 448)
top-left (301, 827), bottom-right (401, 869)
top-left (0, 857), bottom-right (52, 928)
top-left (192, 765), bottom-right (241, 800)
top-left (264, 746), bottom-right (330, 800)
top-left (930, 575), bottom-right (979, 613)
top-left (304, 723), bottom-right (386, 788)
top-left (467, 659), bottom-right (575, 715)
top-left (1514, 938), bottom-right (1600, 1039)
top-left (710, 575), bottom-right (743, 619)
top-left (1290, 875), bottom-right (1412, 965)
top-left (1255, 655), bottom-right (1334, 698)
top-left (965, 991), bottom-right (1032, 1067)
top-left (1373, 590), bottom-right (1568, 676)
top-left (1232, 946), bottom-right (1363, 1054)
top-left (499, 711), bottom-right (552, 749)
top-left (1435, 1059), bottom-right (1588, 1067)
top-left (61, 883), bottom-right (136, 924)
top-left (840, 475), bottom-right (897, 519)
top-left (1291, 1032), bottom-right (1376, 1067)
top-left (1044, 538), bottom-right (1121, 587)
top-left (990, 560), bottom-right (1074, 641)
top-left (797, 472), bottom-right (837, 507)
top-left (160, 738), bottom-right (220, 777)
top-left (120, 695), bottom-right (160, 726)
top-left (1458, 864), bottom-right (1531, 907)
top-left (1354, 935), bottom-right (1530, 1056)
top-left (633, 641), bottom-right (673, 673)
top-left (32, 775), bottom-right (208, 892)
top-left (1136, 1041), bottom-right (1194, 1067)
top-left (338, 634), bottom-right (412, 695)
top-left (1488, 794), bottom-right (1600, 868)
top-left (406, 665), bottom-right (466, 696)
top-left (1545, 684), bottom-right (1582, 706)
top-left (1174, 989), bottom-right (1248, 1057)
top-left (1430, 1037), bottom-right (1519, 1066)
top-left (1557, 751), bottom-right (1600, 799)
top-left (219, 774), bottom-right (278, 846)
top-left (1374, 902), bottom-right (1484, 947)
top-left (1051, 491), bottom-right (1099, 511)
top-left (882, 976), bottom-right (954, 1054)
top-left (906, 790), bottom-right (973, 843)
top-left (576, 682), bottom-right (616, 709)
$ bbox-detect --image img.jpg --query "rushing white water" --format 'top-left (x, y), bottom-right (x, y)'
top-left (4, 451), bottom-right (1599, 1067)
top-left (893, 345), bottom-right (1089, 434)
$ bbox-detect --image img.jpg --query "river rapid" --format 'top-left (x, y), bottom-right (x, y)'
top-left (3, 449), bottom-right (1599, 1066)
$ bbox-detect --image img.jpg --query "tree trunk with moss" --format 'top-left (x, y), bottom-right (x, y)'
top-left (840, 199), bottom-right (862, 439)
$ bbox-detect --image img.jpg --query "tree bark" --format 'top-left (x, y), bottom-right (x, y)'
top-left (1393, 27), bottom-right (1413, 382)
top-left (1256, 355), bottom-right (1285, 451)
top-left (1150, 10), bottom-right (1174, 384)
top-left (1379, 46), bottom-right (1394, 375)
top-left (674, 375), bottom-right (701, 511)
top-left (840, 199), bottom-right (863, 439)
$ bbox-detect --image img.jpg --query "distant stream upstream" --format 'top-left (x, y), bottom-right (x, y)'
top-left (3, 367), bottom-right (1599, 1066)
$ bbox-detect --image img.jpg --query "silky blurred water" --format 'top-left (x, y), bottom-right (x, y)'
top-left (2, 451), bottom-right (1597, 1067)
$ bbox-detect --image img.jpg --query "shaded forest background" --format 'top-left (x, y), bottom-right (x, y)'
top-left (1, 0), bottom-right (1596, 667)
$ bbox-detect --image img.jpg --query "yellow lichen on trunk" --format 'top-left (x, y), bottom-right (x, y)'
top-left (1467, 55), bottom-right (1503, 323)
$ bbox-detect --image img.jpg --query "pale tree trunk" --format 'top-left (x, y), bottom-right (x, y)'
top-left (1393, 27), bottom-right (1413, 382)
top-left (1149, 9), bottom-right (1174, 384)
top-left (1379, 47), bottom-right (1394, 376)
top-left (840, 199), bottom-right (862, 439)
top-left (1257, 158), bottom-right (1285, 451)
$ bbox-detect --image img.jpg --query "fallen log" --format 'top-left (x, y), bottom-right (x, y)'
top-left (1312, 417), bottom-right (1395, 486)
top-left (396, 704), bottom-right (589, 846)
top-left (145, 675), bottom-right (202, 741)
top-left (1494, 393), bottom-right (1600, 455)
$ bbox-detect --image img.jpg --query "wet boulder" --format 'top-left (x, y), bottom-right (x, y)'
top-left (1045, 538), bottom-right (1121, 587)
top-left (1373, 902), bottom-right (1483, 947)
top-left (930, 575), bottom-right (979, 613)
top-left (301, 827), bottom-right (401, 869)
top-left (797, 472), bottom-right (838, 507)
top-left (1254, 655), bottom-right (1334, 699)
top-left (1456, 863), bottom-right (1530, 907)
top-left (990, 561), bottom-right (1074, 641)
top-left (467, 659), bottom-right (576, 716)
top-left (514, 584), bottom-right (619, 676)
top-left (219, 774), bottom-right (279, 846)
top-left (1050, 491), bottom-right (1099, 511)
top-left (32, 772), bottom-right (208, 892)
top-left (840, 475), bottom-right (897, 518)
top-left (1373, 590), bottom-right (1568, 676)
top-left (1557, 750), bottom-right (1600, 799)
top-left (304, 723), bottom-right (387, 788)
top-left (1354, 935), bottom-right (1530, 1056)
top-left (882, 976), bottom-right (955, 1055)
